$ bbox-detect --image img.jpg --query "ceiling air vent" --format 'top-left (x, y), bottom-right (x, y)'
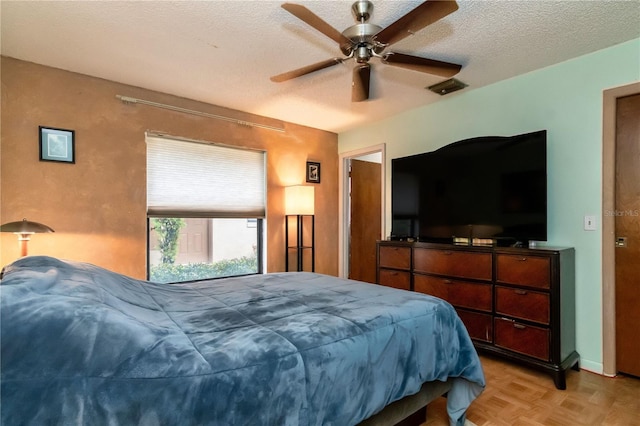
top-left (427, 78), bottom-right (468, 96)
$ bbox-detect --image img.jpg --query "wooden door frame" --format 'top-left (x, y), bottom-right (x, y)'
top-left (338, 144), bottom-right (386, 278)
top-left (602, 82), bottom-right (640, 377)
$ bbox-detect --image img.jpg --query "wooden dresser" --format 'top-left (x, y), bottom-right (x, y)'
top-left (377, 240), bottom-right (579, 389)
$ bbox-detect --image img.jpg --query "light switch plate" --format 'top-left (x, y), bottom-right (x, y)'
top-left (584, 215), bottom-right (597, 231)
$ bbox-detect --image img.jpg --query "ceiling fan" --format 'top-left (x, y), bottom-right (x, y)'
top-left (270, 0), bottom-right (462, 102)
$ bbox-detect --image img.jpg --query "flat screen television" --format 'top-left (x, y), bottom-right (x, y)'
top-left (391, 130), bottom-right (547, 246)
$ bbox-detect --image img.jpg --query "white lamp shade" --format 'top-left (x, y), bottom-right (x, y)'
top-left (285, 186), bottom-right (315, 215)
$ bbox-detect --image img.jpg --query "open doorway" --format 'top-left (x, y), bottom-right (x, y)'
top-left (339, 144), bottom-right (385, 280)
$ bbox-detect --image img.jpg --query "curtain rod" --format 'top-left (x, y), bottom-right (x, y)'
top-left (116, 95), bottom-right (285, 133)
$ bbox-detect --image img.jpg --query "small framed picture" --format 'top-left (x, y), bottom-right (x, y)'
top-left (39, 126), bottom-right (75, 163)
top-left (306, 161), bottom-right (321, 183)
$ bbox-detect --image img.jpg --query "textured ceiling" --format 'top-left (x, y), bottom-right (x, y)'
top-left (2, 1), bottom-right (639, 133)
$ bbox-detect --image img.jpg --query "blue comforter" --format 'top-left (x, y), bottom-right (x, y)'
top-left (1, 256), bottom-right (484, 425)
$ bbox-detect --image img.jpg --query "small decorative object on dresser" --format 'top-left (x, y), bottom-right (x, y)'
top-left (377, 240), bottom-right (579, 390)
top-left (39, 126), bottom-right (75, 163)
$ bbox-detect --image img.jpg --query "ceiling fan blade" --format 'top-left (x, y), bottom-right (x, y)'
top-left (382, 52), bottom-right (461, 77)
top-left (352, 63), bottom-right (371, 102)
top-left (281, 3), bottom-right (352, 47)
top-left (270, 58), bottom-right (344, 83)
top-left (374, 0), bottom-right (458, 47)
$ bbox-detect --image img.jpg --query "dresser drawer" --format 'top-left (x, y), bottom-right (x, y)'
top-left (495, 286), bottom-right (550, 325)
top-left (457, 309), bottom-right (493, 343)
top-left (414, 274), bottom-right (492, 312)
top-left (413, 248), bottom-right (492, 280)
top-left (379, 246), bottom-right (411, 270)
top-left (495, 317), bottom-right (549, 361)
top-left (496, 254), bottom-right (550, 289)
top-left (378, 269), bottom-right (411, 290)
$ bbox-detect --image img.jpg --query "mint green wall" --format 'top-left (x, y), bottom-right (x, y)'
top-left (338, 38), bottom-right (640, 374)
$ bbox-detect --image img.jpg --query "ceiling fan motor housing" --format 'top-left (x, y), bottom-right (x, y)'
top-left (342, 23), bottom-right (384, 59)
top-left (343, 1), bottom-right (386, 59)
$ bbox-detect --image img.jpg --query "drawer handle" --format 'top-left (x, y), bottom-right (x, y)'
top-left (514, 289), bottom-right (528, 295)
top-left (518, 257), bottom-right (528, 261)
top-left (443, 279), bottom-right (453, 284)
top-left (513, 323), bottom-right (526, 330)
top-left (443, 251), bottom-right (453, 255)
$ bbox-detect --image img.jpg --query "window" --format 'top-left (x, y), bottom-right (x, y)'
top-left (146, 134), bottom-right (266, 283)
top-left (148, 217), bottom-right (262, 283)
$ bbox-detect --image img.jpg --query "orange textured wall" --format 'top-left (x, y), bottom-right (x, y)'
top-left (0, 57), bottom-right (339, 278)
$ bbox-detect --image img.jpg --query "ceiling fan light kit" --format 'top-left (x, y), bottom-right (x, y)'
top-left (271, 0), bottom-right (462, 102)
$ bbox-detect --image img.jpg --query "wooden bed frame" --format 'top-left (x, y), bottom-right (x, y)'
top-left (358, 379), bottom-right (453, 426)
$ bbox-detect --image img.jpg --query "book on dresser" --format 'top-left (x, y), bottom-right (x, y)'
top-left (376, 240), bottom-right (579, 390)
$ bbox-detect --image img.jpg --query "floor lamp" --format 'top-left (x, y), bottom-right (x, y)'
top-left (0, 218), bottom-right (55, 257)
top-left (285, 185), bottom-right (315, 272)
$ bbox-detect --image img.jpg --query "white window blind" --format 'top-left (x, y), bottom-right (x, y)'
top-left (147, 135), bottom-right (266, 218)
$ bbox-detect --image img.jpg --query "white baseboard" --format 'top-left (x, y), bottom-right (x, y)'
top-left (579, 359), bottom-right (604, 375)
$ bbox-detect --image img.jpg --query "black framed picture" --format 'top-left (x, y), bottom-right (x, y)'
top-left (39, 126), bottom-right (75, 163)
top-left (306, 161), bottom-right (320, 183)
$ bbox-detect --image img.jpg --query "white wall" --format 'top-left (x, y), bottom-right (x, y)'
top-left (338, 38), bottom-right (640, 374)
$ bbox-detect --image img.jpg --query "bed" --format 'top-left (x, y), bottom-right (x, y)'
top-left (0, 256), bottom-right (485, 426)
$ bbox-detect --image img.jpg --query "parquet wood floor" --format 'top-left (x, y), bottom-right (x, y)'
top-left (424, 355), bottom-right (640, 426)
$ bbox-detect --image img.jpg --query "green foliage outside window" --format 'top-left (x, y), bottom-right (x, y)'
top-left (149, 255), bottom-right (258, 284)
top-left (152, 218), bottom-right (186, 264)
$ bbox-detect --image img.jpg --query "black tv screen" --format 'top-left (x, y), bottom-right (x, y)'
top-left (391, 130), bottom-right (547, 245)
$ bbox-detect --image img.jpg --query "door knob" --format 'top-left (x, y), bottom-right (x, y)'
top-left (616, 237), bottom-right (628, 248)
